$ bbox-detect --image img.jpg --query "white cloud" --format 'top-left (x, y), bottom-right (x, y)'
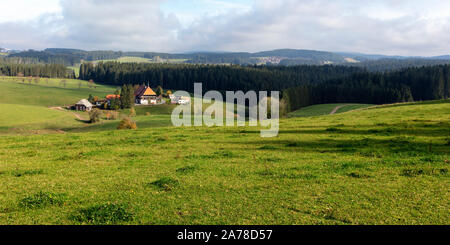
top-left (0, 0), bottom-right (449, 56)
top-left (0, 0), bottom-right (61, 23)
top-left (175, 0), bottom-right (450, 56)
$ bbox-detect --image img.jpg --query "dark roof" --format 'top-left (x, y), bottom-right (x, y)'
top-left (135, 86), bottom-right (156, 98)
top-left (134, 86), bottom-right (146, 97)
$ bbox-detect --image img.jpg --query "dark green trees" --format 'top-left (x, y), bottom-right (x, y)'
top-left (120, 84), bottom-right (135, 109)
top-left (0, 63), bottom-right (72, 78)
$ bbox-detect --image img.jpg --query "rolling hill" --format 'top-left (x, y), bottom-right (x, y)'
top-left (0, 75), bottom-right (449, 224)
top-left (288, 104), bottom-right (374, 117)
top-left (4, 48), bottom-right (450, 68)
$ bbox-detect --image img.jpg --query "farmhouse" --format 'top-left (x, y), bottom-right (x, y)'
top-left (75, 99), bottom-right (93, 111)
top-left (106, 94), bottom-right (120, 100)
top-left (177, 96), bottom-right (191, 105)
top-left (170, 94), bottom-right (191, 105)
top-left (135, 85), bottom-right (157, 105)
top-left (105, 94), bottom-right (120, 107)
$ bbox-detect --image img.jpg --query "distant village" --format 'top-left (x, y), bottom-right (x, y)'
top-left (74, 84), bottom-right (190, 112)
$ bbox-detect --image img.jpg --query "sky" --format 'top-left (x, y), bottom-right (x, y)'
top-left (0, 0), bottom-right (449, 56)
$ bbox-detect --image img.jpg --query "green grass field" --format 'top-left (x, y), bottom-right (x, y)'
top-left (289, 104), bottom-right (374, 117)
top-left (0, 76), bottom-right (115, 106)
top-left (0, 76), bottom-right (117, 134)
top-left (0, 76), bottom-right (449, 225)
top-left (67, 64), bottom-right (81, 77)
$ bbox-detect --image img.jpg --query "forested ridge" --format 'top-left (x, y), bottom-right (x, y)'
top-left (80, 62), bottom-right (450, 112)
top-left (79, 62), bottom-right (361, 91)
top-left (6, 48), bottom-right (450, 70)
top-left (2, 55), bottom-right (448, 112)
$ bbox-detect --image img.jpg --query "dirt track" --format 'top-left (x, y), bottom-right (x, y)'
top-left (49, 106), bottom-right (86, 121)
top-left (330, 105), bottom-right (346, 115)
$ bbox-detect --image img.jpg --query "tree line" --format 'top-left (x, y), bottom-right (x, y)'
top-left (79, 62), bottom-right (362, 92)
top-left (283, 65), bottom-right (450, 112)
top-left (79, 62), bottom-right (450, 113)
top-left (0, 63), bottom-right (75, 78)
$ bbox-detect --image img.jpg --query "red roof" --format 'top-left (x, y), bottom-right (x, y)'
top-left (106, 94), bottom-right (120, 100)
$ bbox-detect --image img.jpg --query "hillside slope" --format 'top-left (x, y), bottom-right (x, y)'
top-left (0, 100), bottom-right (448, 224)
top-left (289, 104), bottom-right (374, 117)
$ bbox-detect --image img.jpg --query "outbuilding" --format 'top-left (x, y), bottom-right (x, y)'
top-left (75, 99), bottom-right (93, 111)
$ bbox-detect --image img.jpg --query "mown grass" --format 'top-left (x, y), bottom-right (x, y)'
top-left (0, 100), bottom-right (448, 225)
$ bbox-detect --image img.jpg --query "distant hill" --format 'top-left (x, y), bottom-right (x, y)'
top-left (4, 48), bottom-right (450, 68)
top-left (254, 49), bottom-right (346, 63)
top-left (430, 55), bottom-right (450, 60)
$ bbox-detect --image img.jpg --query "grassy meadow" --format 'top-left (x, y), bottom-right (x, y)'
top-left (0, 76), bottom-right (449, 225)
top-left (0, 76), bottom-right (118, 134)
top-left (289, 103), bottom-right (374, 117)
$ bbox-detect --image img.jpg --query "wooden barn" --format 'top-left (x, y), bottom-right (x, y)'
top-left (75, 99), bottom-right (93, 111)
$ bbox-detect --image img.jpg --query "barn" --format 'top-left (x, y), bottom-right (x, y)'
top-left (75, 99), bottom-right (93, 111)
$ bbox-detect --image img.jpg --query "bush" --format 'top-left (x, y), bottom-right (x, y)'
top-left (129, 107), bottom-right (136, 117)
top-left (117, 117), bottom-right (137, 130)
top-left (105, 111), bottom-right (119, 120)
top-left (89, 109), bottom-right (102, 123)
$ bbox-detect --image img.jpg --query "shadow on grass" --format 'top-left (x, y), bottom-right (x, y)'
top-left (225, 137), bottom-right (449, 156)
top-left (239, 122), bottom-right (450, 137)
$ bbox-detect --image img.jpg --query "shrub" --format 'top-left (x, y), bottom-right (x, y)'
top-left (129, 107), bottom-right (136, 117)
top-left (146, 112), bottom-right (151, 116)
top-left (19, 191), bottom-right (67, 209)
top-left (117, 117), bottom-right (137, 130)
top-left (89, 109), bottom-right (102, 123)
top-left (71, 203), bottom-right (133, 225)
top-left (105, 111), bottom-right (119, 120)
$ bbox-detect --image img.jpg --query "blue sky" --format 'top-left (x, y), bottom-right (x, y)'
top-left (1, 0), bottom-right (449, 56)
